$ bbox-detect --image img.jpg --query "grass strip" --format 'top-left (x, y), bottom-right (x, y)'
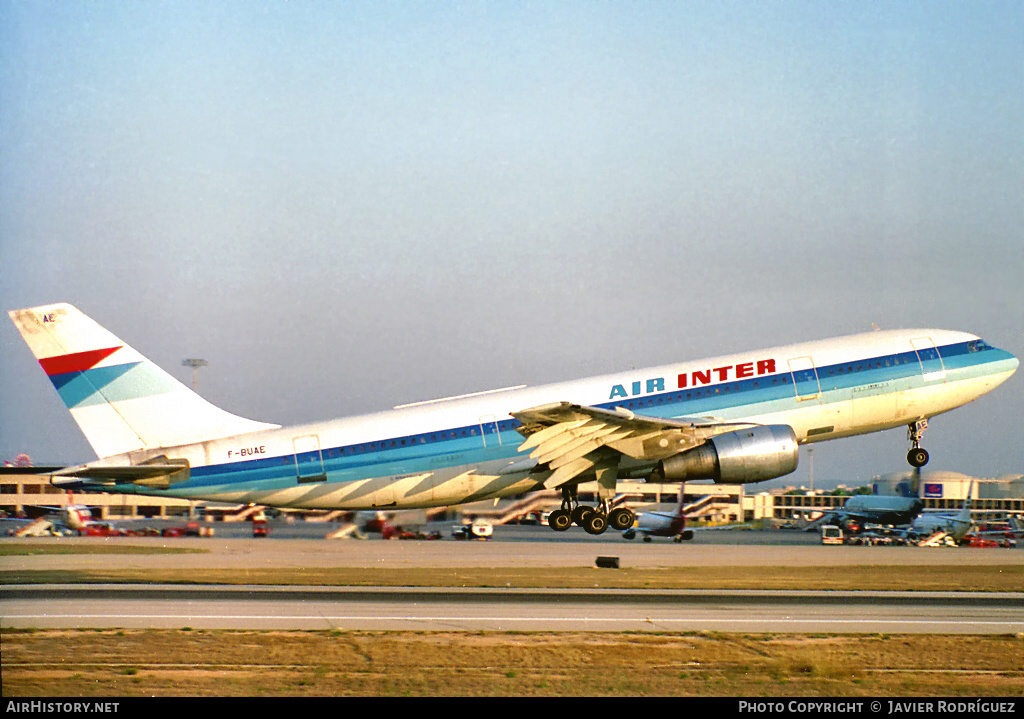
top-left (0, 544), bottom-right (207, 556)
top-left (2, 629), bottom-right (1022, 697)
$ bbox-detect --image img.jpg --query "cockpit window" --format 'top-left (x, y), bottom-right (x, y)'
top-left (967, 340), bottom-right (991, 352)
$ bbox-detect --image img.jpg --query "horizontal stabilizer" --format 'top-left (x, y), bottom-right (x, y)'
top-left (47, 460), bottom-right (191, 490)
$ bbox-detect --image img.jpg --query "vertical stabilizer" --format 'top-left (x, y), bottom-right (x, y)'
top-left (957, 481), bottom-right (974, 523)
top-left (9, 303), bottom-right (279, 458)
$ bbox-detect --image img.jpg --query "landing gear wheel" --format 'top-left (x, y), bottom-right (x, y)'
top-left (583, 512), bottom-right (608, 535)
top-left (906, 420), bottom-right (929, 468)
top-left (907, 447), bottom-right (929, 468)
top-left (548, 509), bottom-right (572, 532)
top-left (608, 508), bottom-right (635, 531)
top-left (571, 506), bottom-right (594, 526)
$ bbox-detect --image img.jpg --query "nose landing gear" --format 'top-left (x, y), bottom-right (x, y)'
top-left (907, 420), bottom-right (930, 468)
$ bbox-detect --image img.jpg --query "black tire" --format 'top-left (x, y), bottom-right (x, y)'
top-left (907, 447), bottom-right (929, 467)
top-left (548, 509), bottom-right (572, 532)
top-left (608, 508), bottom-right (635, 531)
top-left (572, 506), bottom-right (594, 526)
top-left (583, 513), bottom-right (608, 535)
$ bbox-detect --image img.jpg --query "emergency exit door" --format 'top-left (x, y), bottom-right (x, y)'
top-left (294, 434), bottom-right (327, 483)
top-left (787, 356), bottom-right (821, 401)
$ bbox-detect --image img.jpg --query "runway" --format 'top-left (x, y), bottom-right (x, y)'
top-left (3, 584), bottom-right (1023, 633)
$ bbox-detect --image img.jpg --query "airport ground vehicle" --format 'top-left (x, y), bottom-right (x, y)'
top-left (821, 525), bottom-right (844, 544)
top-left (451, 519), bottom-right (493, 540)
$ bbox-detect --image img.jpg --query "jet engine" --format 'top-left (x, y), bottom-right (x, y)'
top-left (656, 425), bottom-right (798, 484)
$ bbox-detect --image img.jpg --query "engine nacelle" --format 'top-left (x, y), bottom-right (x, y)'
top-left (657, 425), bottom-right (798, 484)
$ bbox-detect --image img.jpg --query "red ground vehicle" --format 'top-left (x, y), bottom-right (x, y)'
top-left (78, 524), bottom-right (130, 537)
top-left (962, 535), bottom-right (1013, 548)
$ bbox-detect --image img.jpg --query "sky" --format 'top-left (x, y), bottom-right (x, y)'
top-left (1, 1), bottom-right (1021, 488)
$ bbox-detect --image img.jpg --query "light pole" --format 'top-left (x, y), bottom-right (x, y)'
top-left (808, 447), bottom-right (814, 492)
top-left (182, 359), bottom-right (208, 393)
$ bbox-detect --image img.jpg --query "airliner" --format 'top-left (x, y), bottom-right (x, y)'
top-left (621, 488), bottom-right (694, 542)
top-left (8, 303), bottom-right (1019, 535)
top-left (809, 473), bottom-right (925, 531)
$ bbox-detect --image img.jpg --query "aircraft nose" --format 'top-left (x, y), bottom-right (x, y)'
top-left (992, 346), bottom-right (1019, 374)
top-left (1006, 352), bottom-right (1020, 374)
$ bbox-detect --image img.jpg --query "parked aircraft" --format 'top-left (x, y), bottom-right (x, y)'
top-left (906, 485), bottom-right (975, 544)
top-left (621, 488), bottom-right (693, 542)
top-left (807, 471), bottom-right (924, 531)
top-left (6, 492), bottom-right (104, 536)
top-left (8, 303), bottom-right (1019, 535)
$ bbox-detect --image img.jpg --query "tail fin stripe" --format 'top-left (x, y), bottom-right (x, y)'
top-left (39, 347), bottom-right (122, 376)
top-left (51, 363), bottom-right (147, 408)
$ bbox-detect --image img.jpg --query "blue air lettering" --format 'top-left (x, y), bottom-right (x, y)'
top-left (610, 377), bottom-right (666, 400)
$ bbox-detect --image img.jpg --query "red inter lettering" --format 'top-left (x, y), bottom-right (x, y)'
top-left (678, 358), bottom-right (776, 390)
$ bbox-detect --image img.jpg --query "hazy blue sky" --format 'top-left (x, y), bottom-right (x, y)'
top-left (2, 1), bottom-right (1021, 487)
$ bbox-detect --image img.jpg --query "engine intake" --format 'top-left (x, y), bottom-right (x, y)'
top-left (656, 425), bottom-right (798, 484)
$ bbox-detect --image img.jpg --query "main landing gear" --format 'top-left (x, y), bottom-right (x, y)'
top-left (907, 419), bottom-right (930, 468)
top-left (547, 486), bottom-right (635, 535)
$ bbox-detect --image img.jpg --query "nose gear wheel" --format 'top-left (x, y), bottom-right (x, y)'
top-left (907, 420), bottom-right (930, 468)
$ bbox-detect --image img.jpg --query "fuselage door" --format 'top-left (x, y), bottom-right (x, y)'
top-left (294, 434), bottom-right (327, 483)
top-left (911, 337), bottom-right (947, 382)
top-left (787, 356), bottom-right (821, 401)
top-left (479, 415), bottom-right (501, 448)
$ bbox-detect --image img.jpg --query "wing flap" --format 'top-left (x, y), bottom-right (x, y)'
top-left (512, 401), bottom-right (759, 488)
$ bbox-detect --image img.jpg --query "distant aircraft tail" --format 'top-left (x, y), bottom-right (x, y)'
top-left (895, 467), bottom-right (921, 498)
top-left (9, 303), bottom-right (279, 458)
top-left (957, 481), bottom-right (974, 522)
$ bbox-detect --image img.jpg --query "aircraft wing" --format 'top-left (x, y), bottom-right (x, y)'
top-left (512, 402), bottom-right (756, 488)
